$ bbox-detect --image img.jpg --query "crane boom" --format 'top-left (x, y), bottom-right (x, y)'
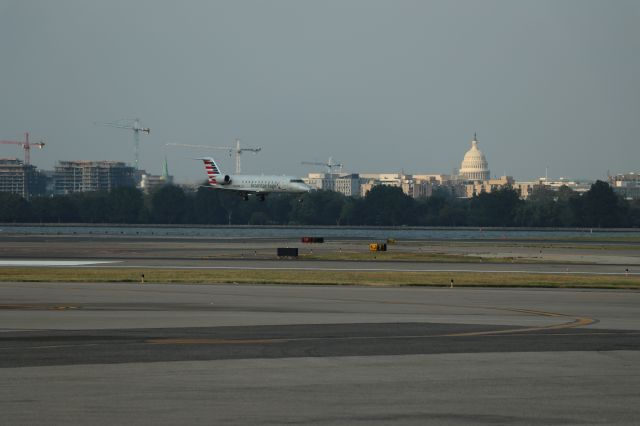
top-left (301, 156), bottom-right (343, 173)
top-left (166, 143), bottom-right (233, 151)
top-left (94, 118), bottom-right (150, 169)
top-left (166, 138), bottom-right (261, 173)
top-left (0, 132), bottom-right (45, 165)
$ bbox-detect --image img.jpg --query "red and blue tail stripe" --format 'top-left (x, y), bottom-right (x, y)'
top-left (201, 158), bottom-right (222, 185)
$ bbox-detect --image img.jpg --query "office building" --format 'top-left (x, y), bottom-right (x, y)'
top-left (609, 173), bottom-right (640, 200)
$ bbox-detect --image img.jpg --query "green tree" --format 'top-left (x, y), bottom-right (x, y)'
top-left (338, 198), bottom-right (364, 226)
top-left (468, 187), bottom-right (522, 227)
top-left (109, 187), bottom-right (145, 223)
top-left (48, 196), bottom-right (80, 223)
top-left (582, 180), bottom-right (628, 227)
top-left (248, 211), bottom-right (269, 225)
top-left (0, 193), bottom-right (30, 222)
top-left (629, 199), bottom-right (640, 227)
top-left (74, 192), bottom-right (111, 223)
top-left (359, 186), bottom-right (415, 226)
top-left (192, 188), bottom-right (227, 224)
top-left (553, 186), bottom-right (581, 227)
top-left (217, 191), bottom-right (242, 224)
top-left (414, 188), bottom-right (462, 226)
top-left (290, 190), bottom-right (346, 225)
top-left (265, 194), bottom-right (297, 224)
top-left (437, 203), bottom-right (468, 226)
top-left (515, 186), bottom-right (560, 227)
top-left (150, 185), bottom-right (190, 224)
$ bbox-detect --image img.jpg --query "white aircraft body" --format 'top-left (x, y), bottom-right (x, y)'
top-left (199, 157), bottom-right (311, 201)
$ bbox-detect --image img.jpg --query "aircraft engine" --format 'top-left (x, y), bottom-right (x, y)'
top-left (222, 175), bottom-right (232, 185)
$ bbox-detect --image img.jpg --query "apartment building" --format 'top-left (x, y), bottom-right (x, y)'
top-left (0, 157), bottom-right (46, 198)
top-left (54, 160), bottom-right (136, 194)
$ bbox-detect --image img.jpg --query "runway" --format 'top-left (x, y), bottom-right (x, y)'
top-left (0, 258), bottom-right (637, 276)
top-left (1, 233), bottom-right (639, 275)
top-left (2, 282), bottom-right (640, 424)
top-left (3, 319), bottom-right (639, 369)
top-left (2, 234), bottom-right (640, 424)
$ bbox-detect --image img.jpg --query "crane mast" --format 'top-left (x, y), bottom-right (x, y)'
top-left (233, 139), bottom-right (261, 173)
top-left (94, 118), bottom-right (150, 169)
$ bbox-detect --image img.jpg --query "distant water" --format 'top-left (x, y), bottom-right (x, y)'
top-left (1, 225), bottom-right (639, 240)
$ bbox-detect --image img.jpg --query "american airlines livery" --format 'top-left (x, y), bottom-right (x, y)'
top-left (199, 157), bottom-right (311, 201)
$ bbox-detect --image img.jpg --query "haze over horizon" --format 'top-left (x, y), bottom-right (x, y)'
top-left (1, 0), bottom-right (638, 184)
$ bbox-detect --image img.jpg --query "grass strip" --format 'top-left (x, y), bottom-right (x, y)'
top-left (299, 252), bottom-right (579, 264)
top-left (1, 267), bottom-right (639, 289)
top-left (302, 252), bottom-right (490, 262)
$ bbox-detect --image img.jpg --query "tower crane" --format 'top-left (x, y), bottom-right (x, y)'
top-left (301, 157), bottom-right (343, 174)
top-left (166, 139), bottom-right (261, 173)
top-left (94, 118), bottom-right (150, 169)
top-left (0, 132), bottom-right (45, 165)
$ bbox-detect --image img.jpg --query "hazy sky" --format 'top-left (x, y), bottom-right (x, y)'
top-left (1, 0), bottom-right (639, 183)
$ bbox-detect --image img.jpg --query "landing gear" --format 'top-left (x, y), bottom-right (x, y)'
top-left (242, 194), bottom-right (249, 201)
top-left (259, 195), bottom-right (266, 202)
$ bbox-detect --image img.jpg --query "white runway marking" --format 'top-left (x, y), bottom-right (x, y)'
top-left (1, 259), bottom-right (635, 275)
top-left (0, 260), bottom-right (120, 266)
top-left (91, 264), bottom-right (638, 276)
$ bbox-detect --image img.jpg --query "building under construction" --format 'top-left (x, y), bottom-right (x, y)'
top-left (0, 157), bottom-right (46, 198)
top-left (54, 160), bottom-right (136, 194)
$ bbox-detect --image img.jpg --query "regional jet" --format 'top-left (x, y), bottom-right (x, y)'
top-left (198, 157), bottom-right (311, 201)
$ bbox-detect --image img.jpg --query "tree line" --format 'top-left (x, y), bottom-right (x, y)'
top-left (1, 180), bottom-right (639, 228)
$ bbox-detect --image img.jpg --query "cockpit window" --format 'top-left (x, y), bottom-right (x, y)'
top-left (290, 179), bottom-right (304, 183)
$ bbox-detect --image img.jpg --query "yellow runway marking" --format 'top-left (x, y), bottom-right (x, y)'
top-left (144, 303), bottom-right (598, 345)
top-left (145, 310), bottom-right (598, 346)
top-left (146, 338), bottom-right (276, 345)
top-left (443, 307), bottom-right (596, 337)
top-left (0, 304), bottom-right (79, 311)
top-left (376, 299), bottom-right (598, 337)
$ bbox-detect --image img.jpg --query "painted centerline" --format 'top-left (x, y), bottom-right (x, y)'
top-left (0, 260), bottom-right (120, 266)
top-left (144, 308), bottom-right (597, 345)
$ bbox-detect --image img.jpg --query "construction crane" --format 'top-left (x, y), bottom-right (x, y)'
top-left (0, 131), bottom-right (45, 165)
top-left (301, 157), bottom-right (343, 174)
top-left (94, 118), bottom-right (150, 169)
top-left (166, 138), bottom-right (261, 173)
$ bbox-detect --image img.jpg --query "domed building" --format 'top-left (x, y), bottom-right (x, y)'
top-left (459, 133), bottom-right (490, 181)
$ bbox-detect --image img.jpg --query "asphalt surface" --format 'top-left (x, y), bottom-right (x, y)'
top-left (2, 233), bottom-right (640, 268)
top-left (1, 282), bottom-right (639, 367)
top-left (1, 282), bottom-right (640, 424)
top-left (2, 234), bottom-right (640, 424)
top-left (3, 322), bottom-right (640, 369)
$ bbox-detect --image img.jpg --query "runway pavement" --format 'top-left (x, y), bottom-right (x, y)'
top-left (1, 282), bottom-right (640, 425)
top-left (2, 234), bottom-right (640, 424)
top-left (2, 233), bottom-right (640, 267)
top-left (1, 233), bottom-right (639, 276)
top-left (0, 258), bottom-right (637, 276)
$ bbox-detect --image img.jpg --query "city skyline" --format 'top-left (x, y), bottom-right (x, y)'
top-left (1, 1), bottom-right (639, 183)
top-left (0, 132), bottom-right (620, 185)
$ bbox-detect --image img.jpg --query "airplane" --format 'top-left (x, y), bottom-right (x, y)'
top-left (198, 157), bottom-right (311, 201)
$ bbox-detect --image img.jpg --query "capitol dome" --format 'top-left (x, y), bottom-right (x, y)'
top-left (459, 134), bottom-right (490, 181)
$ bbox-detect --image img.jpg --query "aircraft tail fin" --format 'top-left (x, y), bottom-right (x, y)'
top-left (197, 157), bottom-right (223, 185)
